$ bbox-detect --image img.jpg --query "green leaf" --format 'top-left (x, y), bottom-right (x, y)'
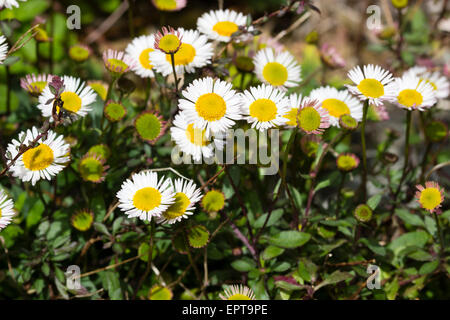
top-left (231, 258), bottom-right (256, 272)
top-left (359, 238), bottom-right (387, 256)
top-left (388, 231), bottom-right (429, 256)
top-left (367, 194), bottom-right (382, 210)
top-left (93, 222), bottom-right (110, 236)
top-left (419, 260), bottom-right (439, 275)
top-left (253, 209), bottom-right (284, 229)
top-left (101, 271), bottom-right (123, 300)
top-left (395, 209), bottom-right (425, 227)
top-left (262, 245), bottom-right (285, 260)
top-left (269, 231), bottom-right (311, 249)
top-left (424, 216), bottom-right (437, 236)
top-left (314, 180), bottom-right (330, 192)
top-left (385, 277), bottom-right (399, 300)
top-left (314, 271), bottom-right (353, 292)
top-left (408, 249), bottom-right (432, 261)
top-left (26, 199), bottom-right (45, 228)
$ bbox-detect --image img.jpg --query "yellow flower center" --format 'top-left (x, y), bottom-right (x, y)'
top-left (22, 144), bottom-right (54, 171)
top-left (162, 192), bottom-right (191, 220)
top-left (133, 187), bottom-right (162, 212)
top-left (262, 62), bottom-right (288, 86)
top-left (31, 81), bottom-right (47, 93)
top-left (249, 98), bottom-right (277, 122)
top-left (398, 89), bottom-right (423, 108)
top-left (284, 107), bottom-right (298, 126)
top-left (153, 0), bottom-right (177, 10)
top-left (322, 98), bottom-right (350, 118)
top-left (419, 188), bottom-right (441, 210)
top-left (213, 21), bottom-right (239, 37)
top-left (195, 93), bottom-right (227, 121)
top-left (107, 58), bottom-right (129, 73)
top-left (357, 78), bottom-right (384, 98)
top-left (298, 107), bottom-right (321, 132)
top-left (228, 294), bottom-right (251, 300)
top-left (186, 123), bottom-right (209, 146)
top-left (139, 48), bottom-right (154, 69)
top-left (337, 155), bottom-right (357, 171)
top-left (0, 208), bottom-right (2, 218)
top-left (159, 34), bottom-right (181, 52)
top-left (61, 91), bottom-right (82, 113)
top-left (79, 158), bottom-right (103, 182)
top-left (165, 43), bottom-right (196, 66)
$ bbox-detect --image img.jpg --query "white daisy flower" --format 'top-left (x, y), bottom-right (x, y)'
top-left (0, 0), bottom-right (26, 9)
top-left (346, 64), bottom-right (395, 106)
top-left (0, 35), bottom-right (8, 64)
top-left (240, 84), bottom-right (290, 131)
top-left (405, 66), bottom-right (449, 99)
top-left (197, 9), bottom-right (250, 43)
top-left (309, 86), bottom-right (363, 127)
top-left (37, 75), bottom-right (97, 120)
top-left (253, 47), bottom-right (302, 90)
top-left (391, 74), bottom-right (437, 110)
top-left (125, 35), bottom-right (156, 78)
top-left (116, 171), bottom-right (175, 221)
top-left (20, 73), bottom-right (53, 96)
top-left (178, 77), bottom-right (241, 135)
top-left (6, 127), bottom-right (70, 186)
top-left (170, 112), bottom-right (225, 161)
top-left (157, 178), bottom-right (203, 224)
top-left (0, 188), bottom-right (15, 231)
top-left (150, 28), bottom-right (213, 76)
top-left (219, 285), bottom-right (256, 300)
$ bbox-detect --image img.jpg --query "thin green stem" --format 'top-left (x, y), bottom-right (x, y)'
top-left (360, 99), bottom-right (369, 202)
top-left (170, 53), bottom-right (179, 93)
top-left (144, 77), bottom-right (152, 109)
top-left (135, 221), bottom-right (155, 299)
top-left (335, 172), bottom-right (347, 217)
top-left (434, 212), bottom-right (445, 261)
top-left (101, 76), bottom-right (117, 130)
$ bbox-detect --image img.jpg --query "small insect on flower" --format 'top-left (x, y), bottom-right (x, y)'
top-left (0, 188), bottom-right (15, 231)
top-left (71, 209), bottom-right (94, 232)
top-left (103, 49), bottom-right (134, 75)
top-left (0, 35), bottom-right (8, 64)
top-left (415, 181), bottom-right (445, 214)
top-left (346, 64), bottom-right (396, 107)
top-left (309, 86), bottom-right (363, 127)
top-left (406, 66), bottom-right (449, 100)
top-left (20, 74), bottom-right (53, 97)
top-left (240, 84), bottom-right (290, 131)
top-left (125, 35), bottom-right (156, 78)
top-left (37, 75), bottom-right (97, 121)
top-left (201, 189), bottom-right (225, 213)
top-left (104, 100), bottom-right (127, 122)
top-left (170, 112), bottom-right (225, 161)
top-left (69, 44), bottom-right (92, 63)
top-left (178, 77), bottom-right (242, 135)
top-left (6, 127), bottom-right (70, 186)
top-left (296, 97), bottom-right (330, 135)
top-left (390, 74), bottom-right (436, 111)
top-left (283, 93), bottom-right (303, 127)
top-left (117, 171), bottom-right (175, 221)
top-left (78, 152), bottom-right (109, 183)
top-left (253, 48), bottom-right (302, 91)
top-left (151, 0), bottom-right (186, 12)
top-left (157, 178), bottom-right (203, 225)
top-left (135, 111), bottom-right (166, 144)
top-left (88, 80), bottom-right (109, 101)
top-left (0, 0), bottom-right (27, 10)
top-left (219, 285), bottom-right (256, 300)
top-left (151, 28), bottom-right (213, 76)
top-left (336, 153), bottom-right (360, 172)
